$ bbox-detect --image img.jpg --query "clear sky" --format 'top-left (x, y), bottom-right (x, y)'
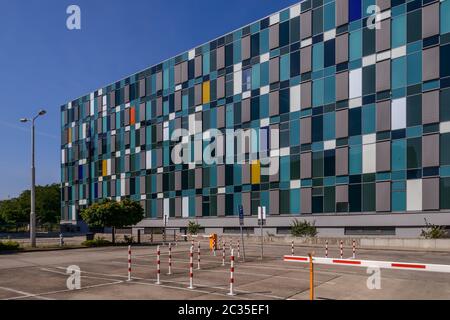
top-left (0, 0), bottom-right (298, 200)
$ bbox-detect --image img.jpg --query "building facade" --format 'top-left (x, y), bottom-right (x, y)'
top-left (61, 0), bottom-right (450, 237)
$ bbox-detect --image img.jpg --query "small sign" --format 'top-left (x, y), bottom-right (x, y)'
top-left (239, 205), bottom-right (244, 226)
top-left (258, 206), bottom-right (267, 225)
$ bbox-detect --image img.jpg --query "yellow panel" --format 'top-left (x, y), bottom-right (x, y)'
top-left (102, 160), bottom-right (108, 177)
top-left (68, 128), bottom-right (72, 143)
top-left (202, 81), bottom-right (210, 104)
top-left (251, 160), bottom-right (261, 184)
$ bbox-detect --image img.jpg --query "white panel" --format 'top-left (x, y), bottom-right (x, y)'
top-left (391, 97), bottom-right (406, 130)
top-left (164, 198), bottom-right (170, 216)
top-left (260, 53), bottom-right (270, 63)
top-left (324, 140), bottom-right (336, 150)
top-left (391, 46), bottom-right (406, 58)
top-left (189, 114), bottom-right (195, 135)
top-left (260, 85), bottom-right (270, 95)
top-left (376, 50), bottom-right (390, 61)
top-left (363, 143), bottom-right (376, 173)
top-left (269, 13), bottom-right (280, 25)
top-left (182, 197), bottom-right (189, 218)
top-left (407, 179), bottom-right (422, 211)
top-left (323, 29), bottom-right (336, 41)
top-left (301, 38), bottom-right (312, 47)
top-left (362, 133), bottom-right (376, 145)
top-left (290, 4), bottom-right (301, 18)
top-left (290, 84), bottom-right (301, 112)
top-left (440, 121), bottom-right (450, 133)
top-left (120, 179), bottom-right (125, 196)
top-left (146, 150), bottom-right (152, 169)
top-left (107, 159), bottom-right (111, 175)
top-left (234, 70), bottom-right (242, 95)
top-left (72, 206), bottom-right (76, 221)
top-left (362, 54), bottom-right (376, 66)
top-left (349, 68), bottom-right (362, 99)
top-left (188, 49), bottom-right (195, 60)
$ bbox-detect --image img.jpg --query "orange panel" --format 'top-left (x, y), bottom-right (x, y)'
top-left (130, 107), bottom-right (136, 125)
top-left (202, 81), bottom-right (210, 104)
top-left (251, 160), bottom-right (261, 184)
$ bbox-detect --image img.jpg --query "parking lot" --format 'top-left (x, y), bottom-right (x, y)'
top-left (1, 239), bottom-right (450, 300)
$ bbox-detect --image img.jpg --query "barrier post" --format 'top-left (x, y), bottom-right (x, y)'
top-left (213, 238), bottom-right (216, 257)
top-left (230, 239), bottom-right (233, 251)
top-left (197, 241), bottom-right (201, 270)
top-left (127, 245), bottom-right (131, 281)
top-left (227, 249), bottom-right (236, 296)
top-left (340, 240), bottom-right (343, 259)
top-left (237, 240), bottom-right (241, 259)
top-left (156, 245), bottom-right (161, 284)
top-left (308, 253), bottom-right (314, 301)
top-left (325, 240), bottom-right (328, 258)
top-left (352, 239), bottom-right (356, 259)
top-left (222, 243), bottom-right (226, 266)
top-left (167, 243), bottom-right (172, 275)
top-left (291, 240), bottom-right (294, 256)
top-left (188, 246), bottom-right (194, 289)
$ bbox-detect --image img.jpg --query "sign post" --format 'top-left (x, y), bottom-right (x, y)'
top-left (163, 212), bottom-right (169, 246)
top-left (238, 205), bottom-right (246, 262)
top-left (258, 206), bottom-right (266, 260)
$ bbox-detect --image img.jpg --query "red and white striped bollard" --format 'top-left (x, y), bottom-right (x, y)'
top-left (237, 239), bottom-right (241, 259)
top-left (197, 241), bottom-right (201, 270)
top-left (340, 240), bottom-right (343, 259)
top-left (213, 238), bottom-right (216, 256)
top-left (127, 245), bottom-right (131, 281)
top-left (222, 242), bottom-right (226, 266)
top-left (188, 245), bottom-right (194, 289)
top-left (167, 243), bottom-right (172, 275)
top-left (291, 240), bottom-right (294, 256)
top-left (227, 249), bottom-right (236, 296)
top-left (352, 239), bottom-right (356, 259)
top-left (156, 245), bottom-right (161, 284)
top-left (325, 240), bottom-right (328, 258)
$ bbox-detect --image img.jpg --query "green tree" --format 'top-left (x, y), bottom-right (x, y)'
top-left (290, 219), bottom-right (318, 238)
top-left (187, 220), bottom-right (201, 235)
top-left (80, 199), bottom-right (144, 244)
top-left (0, 198), bottom-right (28, 231)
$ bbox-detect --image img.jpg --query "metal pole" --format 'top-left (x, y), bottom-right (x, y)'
top-left (239, 225), bottom-right (245, 262)
top-left (30, 120), bottom-right (36, 248)
top-left (308, 253), bottom-right (314, 301)
top-left (260, 221), bottom-right (263, 260)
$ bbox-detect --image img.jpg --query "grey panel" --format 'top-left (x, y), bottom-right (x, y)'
top-left (422, 46), bottom-right (440, 82)
top-left (217, 105), bottom-right (225, 128)
top-left (422, 90), bottom-right (439, 124)
top-left (111, 180), bottom-right (116, 197)
top-left (269, 57), bottom-right (280, 84)
top-left (216, 46), bottom-right (225, 70)
top-left (194, 55), bottom-right (203, 78)
top-left (269, 24), bottom-right (279, 49)
top-left (139, 79), bottom-right (146, 98)
top-left (269, 190), bottom-right (280, 215)
top-left (269, 157), bottom-right (279, 182)
top-left (175, 171), bottom-right (181, 191)
top-left (335, 109), bottom-right (349, 138)
top-left (376, 141), bottom-right (391, 172)
top-left (241, 36), bottom-right (251, 60)
top-left (140, 150), bottom-right (146, 169)
top-left (140, 127), bottom-right (146, 146)
top-left (125, 178), bottom-right (130, 196)
top-left (174, 63), bottom-right (181, 85)
top-left (376, 0), bottom-right (391, 11)
top-left (335, 33), bottom-right (348, 64)
top-left (109, 92), bottom-right (115, 107)
top-left (125, 155), bottom-right (130, 172)
top-left (217, 165), bottom-right (225, 187)
top-left (376, 19), bottom-right (391, 52)
top-left (242, 99), bottom-right (251, 123)
top-left (376, 182), bottom-right (391, 212)
top-left (242, 163), bottom-right (250, 184)
top-left (242, 192), bottom-right (251, 217)
top-left (336, 185), bottom-right (348, 203)
top-left (217, 76), bottom-right (225, 99)
top-left (300, 188), bottom-right (312, 214)
top-left (336, 71), bottom-right (349, 101)
top-left (300, 10), bottom-right (312, 40)
top-left (156, 97), bottom-right (162, 117)
top-left (336, 0), bottom-right (349, 27)
top-left (157, 199), bottom-right (163, 218)
top-left (124, 85), bottom-right (130, 103)
top-left (301, 81), bottom-right (312, 109)
top-left (217, 194), bottom-right (225, 217)
top-left (300, 152), bottom-right (312, 179)
top-left (422, 134), bottom-right (439, 167)
top-left (111, 135), bottom-right (116, 152)
top-left (156, 122), bottom-right (162, 142)
top-left (156, 72), bottom-right (163, 91)
top-left (110, 113), bottom-right (116, 130)
top-left (422, 3), bottom-right (439, 38)
top-left (195, 83), bottom-right (202, 106)
top-left (139, 103), bottom-right (146, 122)
top-left (174, 90), bottom-right (182, 112)
top-left (156, 148), bottom-right (163, 167)
top-left (376, 59), bottom-right (391, 92)
top-left (181, 61), bottom-right (188, 83)
top-left (175, 197), bottom-right (182, 218)
top-left (195, 168), bottom-right (203, 189)
top-left (269, 90), bottom-right (279, 116)
top-left (300, 46), bottom-right (312, 74)
top-left (157, 174), bottom-right (163, 193)
top-left (195, 196), bottom-right (203, 217)
top-left (376, 100), bottom-right (391, 132)
top-left (140, 176), bottom-right (146, 194)
top-left (300, 117), bottom-right (311, 144)
top-left (423, 178), bottom-right (439, 210)
top-left (336, 147), bottom-right (349, 176)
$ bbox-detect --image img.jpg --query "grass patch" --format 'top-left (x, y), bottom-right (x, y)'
top-left (0, 240), bottom-right (21, 251)
top-left (82, 237), bottom-right (112, 247)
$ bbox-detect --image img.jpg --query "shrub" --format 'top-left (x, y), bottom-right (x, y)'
top-left (187, 220), bottom-right (201, 235)
top-left (0, 240), bottom-right (21, 251)
top-left (123, 235), bottom-right (135, 244)
top-left (82, 237), bottom-right (111, 247)
top-left (291, 219), bottom-right (318, 238)
top-left (421, 219), bottom-right (447, 239)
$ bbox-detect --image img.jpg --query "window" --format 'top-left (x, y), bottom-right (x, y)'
top-left (392, 97), bottom-right (406, 130)
top-left (407, 137), bottom-right (422, 169)
top-left (440, 178), bottom-right (450, 209)
top-left (242, 68), bottom-right (252, 92)
top-left (392, 139), bottom-right (406, 171)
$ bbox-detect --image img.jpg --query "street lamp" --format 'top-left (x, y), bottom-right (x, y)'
top-left (20, 109), bottom-right (47, 248)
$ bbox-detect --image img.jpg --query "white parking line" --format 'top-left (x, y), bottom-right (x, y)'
top-left (0, 286), bottom-right (53, 300)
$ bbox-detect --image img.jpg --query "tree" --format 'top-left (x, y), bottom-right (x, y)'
top-left (0, 198), bottom-right (28, 231)
top-left (290, 219), bottom-right (318, 238)
top-left (421, 218), bottom-right (447, 239)
top-left (80, 199), bottom-right (144, 244)
top-left (187, 220), bottom-right (201, 235)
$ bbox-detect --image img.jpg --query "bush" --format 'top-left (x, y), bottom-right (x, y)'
top-left (187, 220), bottom-right (201, 235)
top-left (291, 219), bottom-right (318, 238)
top-left (0, 240), bottom-right (21, 251)
top-left (82, 237), bottom-right (111, 247)
top-left (421, 219), bottom-right (447, 239)
top-left (123, 235), bottom-right (135, 244)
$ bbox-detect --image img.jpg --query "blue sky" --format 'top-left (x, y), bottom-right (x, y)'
top-left (0, 0), bottom-right (298, 200)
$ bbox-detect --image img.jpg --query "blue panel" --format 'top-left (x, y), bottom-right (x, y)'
top-left (349, 0), bottom-right (362, 22)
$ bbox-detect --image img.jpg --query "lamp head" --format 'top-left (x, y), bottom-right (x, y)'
top-left (20, 118), bottom-right (28, 123)
top-left (38, 110), bottom-right (47, 116)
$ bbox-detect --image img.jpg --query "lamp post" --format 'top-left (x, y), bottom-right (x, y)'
top-left (20, 109), bottom-right (47, 248)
